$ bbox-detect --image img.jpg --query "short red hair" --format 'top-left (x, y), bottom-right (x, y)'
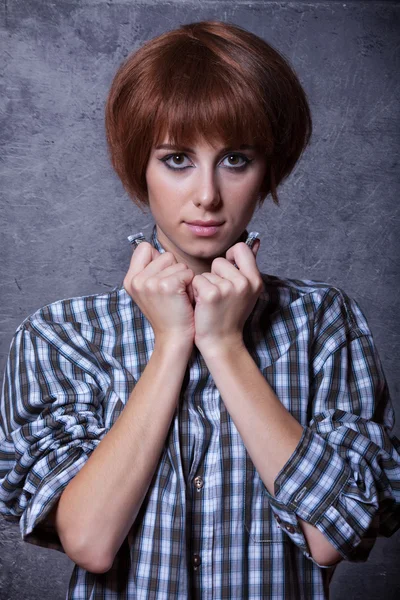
top-left (105, 20), bottom-right (312, 209)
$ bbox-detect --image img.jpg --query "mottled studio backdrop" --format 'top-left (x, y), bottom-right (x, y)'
top-left (0, 0), bottom-right (399, 598)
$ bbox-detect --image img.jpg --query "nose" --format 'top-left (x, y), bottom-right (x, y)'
top-left (192, 166), bottom-right (222, 209)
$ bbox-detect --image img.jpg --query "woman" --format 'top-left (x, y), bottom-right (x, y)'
top-left (1, 20), bottom-right (399, 600)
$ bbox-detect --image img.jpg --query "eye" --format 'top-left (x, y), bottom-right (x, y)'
top-left (221, 154), bottom-right (252, 170)
top-left (159, 153), bottom-right (191, 170)
top-left (159, 152), bottom-right (253, 172)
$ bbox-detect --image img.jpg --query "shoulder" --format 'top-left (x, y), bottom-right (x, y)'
top-left (16, 284), bottom-right (132, 332)
top-left (258, 271), bottom-right (371, 341)
top-left (254, 271), bottom-right (375, 373)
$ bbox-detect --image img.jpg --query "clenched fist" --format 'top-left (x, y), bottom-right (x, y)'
top-left (123, 242), bottom-right (196, 346)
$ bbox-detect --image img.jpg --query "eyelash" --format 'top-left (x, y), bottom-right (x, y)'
top-left (159, 152), bottom-right (253, 172)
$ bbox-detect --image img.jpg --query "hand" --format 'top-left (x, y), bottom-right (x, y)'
top-left (123, 242), bottom-right (196, 346)
top-left (191, 239), bottom-right (263, 353)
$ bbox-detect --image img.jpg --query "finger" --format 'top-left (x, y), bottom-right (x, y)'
top-left (151, 247), bottom-right (162, 261)
top-left (225, 242), bottom-right (246, 265)
top-left (211, 255), bottom-right (248, 283)
top-left (148, 263), bottom-right (194, 290)
top-left (153, 267), bottom-right (195, 295)
top-left (187, 281), bottom-right (195, 306)
top-left (131, 240), bottom-right (161, 263)
top-left (252, 238), bottom-right (261, 257)
top-left (126, 242), bottom-right (156, 279)
top-left (152, 264), bottom-right (195, 304)
top-left (128, 245), bottom-right (176, 280)
top-left (153, 262), bottom-right (189, 281)
top-left (192, 274), bottom-right (216, 301)
top-left (224, 243), bottom-right (259, 279)
top-left (202, 272), bottom-right (236, 299)
top-left (226, 237), bottom-right (261, 263)
top-left (200, 272), bottom-right (224, 286)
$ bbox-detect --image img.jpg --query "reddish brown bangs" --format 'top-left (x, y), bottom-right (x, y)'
top-left (151, 56), bottom-right (273, 154)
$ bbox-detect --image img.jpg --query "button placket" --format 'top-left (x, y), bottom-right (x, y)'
top-left (192, 553), bottom-right (202, 570)
top-left (194, 475), bottom-right (204, 491)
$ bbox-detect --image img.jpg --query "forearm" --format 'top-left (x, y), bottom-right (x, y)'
top-left (54, 338), bottom-right (193, 573)
top-left (200, 341), bottom-right (342, 567)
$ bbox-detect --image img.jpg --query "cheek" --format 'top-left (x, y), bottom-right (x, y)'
top-left (224, 176), bottom-right (261, 205)
top-left (147, 164), bottom-right (182, 197)
top-left (147, 183), bottom-right (183, 222)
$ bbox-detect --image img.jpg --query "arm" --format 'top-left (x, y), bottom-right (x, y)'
top-left (191, 242), bottom-right (400, 568)
top-left (0, 318), bottom-right (192, 572)
top-left (200, 341), bottom-right (343, 567)
top-left (52, 337), bottom-right (192, 573)
top-left (0, 243), bottom-right (197, 569)
top-left (199, 316), bottom-right (400, 569)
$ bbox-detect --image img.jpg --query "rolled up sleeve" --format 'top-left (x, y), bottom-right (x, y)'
top-left (263, 291), bottom-right (400, 566)
top-left (0, 319), bottom-right (108, 553)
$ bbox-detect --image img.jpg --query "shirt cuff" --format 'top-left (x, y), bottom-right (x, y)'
top-left (19, 443), bottom-right (102, 553)
top-left (261, 426), bottom-right (363, 563)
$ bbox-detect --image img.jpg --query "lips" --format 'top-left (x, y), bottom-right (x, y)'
top-left (186, 220), bottom-right (224, 227)
top-left (185, 223), bottom-right (223, 237)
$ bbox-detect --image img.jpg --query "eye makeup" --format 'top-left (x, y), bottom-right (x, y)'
top-left (158, 152), bottom-right (253, 172)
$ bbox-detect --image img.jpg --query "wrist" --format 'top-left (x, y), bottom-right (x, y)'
top-left (195, 335), bottom-right (246, 359)
top-left (154, 335), bottom-right (194, 357)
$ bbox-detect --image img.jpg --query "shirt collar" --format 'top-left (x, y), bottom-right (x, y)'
top-left (150, 224), bottom-right (166, 253)
top-left (150, 223), bottom-right (250, 253)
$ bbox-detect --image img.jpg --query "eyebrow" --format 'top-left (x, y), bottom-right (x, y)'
top-left (155, 143), bottom-right (256, 153)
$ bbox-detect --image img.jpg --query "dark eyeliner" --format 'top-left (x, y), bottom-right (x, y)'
top-left (158, 154), bottom-right (190, 171)
top-left (158, 152), bottom-right (253, 171)
top-left (222, 153), bottom-right (253, 171)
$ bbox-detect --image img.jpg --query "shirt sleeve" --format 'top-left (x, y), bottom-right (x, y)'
top-left (262, 288), bottom-right (400, 567)
top-left (0, 317), bottom-right (109, 553)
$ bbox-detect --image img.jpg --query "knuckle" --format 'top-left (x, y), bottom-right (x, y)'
top-left (131, 275), bottom-right (142, 291)
top-left (212, 257), bottom-right (225, 268)
top-left (206, 289), bottom-right (220, 302)
top-left (175, 262), bottom-right (187, 271)
top-left (236, 279), bottom-right (248, 293)
top-left (124, 275), bottom-right (134, 291)
top-left (122, 279), bottom-right (130, 294)
top-left (256, 279), bottom-right (264, 293)
top-left (158, 279), bottom-right (172, 293)
top-left (163, 251), bottom-right (176, 263)
top-left (144, 277), bottom-right (157, 292)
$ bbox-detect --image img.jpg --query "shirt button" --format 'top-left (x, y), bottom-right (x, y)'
top-left (194, 476), bottom-right (204, 490)
top-left (285, 524), bottom-right (295, 534)
top-left (192, 554), bottom-right (201, 569)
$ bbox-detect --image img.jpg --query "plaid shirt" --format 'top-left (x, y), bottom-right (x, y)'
top-left (1, 224), bottom-right (400, 599)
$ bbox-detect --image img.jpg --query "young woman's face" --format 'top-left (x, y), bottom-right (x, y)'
top-left (145, 136), bottom-right (268, 274)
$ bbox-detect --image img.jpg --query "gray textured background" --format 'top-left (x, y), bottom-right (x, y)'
top-left (1, 0), bottom-right (399, 598)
